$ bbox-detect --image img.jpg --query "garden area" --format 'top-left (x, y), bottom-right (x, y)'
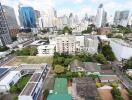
top-left (10, 75), bottom-right (31, 93)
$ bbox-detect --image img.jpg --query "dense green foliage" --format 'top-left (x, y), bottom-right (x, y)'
top-left (95, 53), bottom-right (108, 64)
top-left (41, 28), bottom-right (49, 33)
top-left (102, 45), bottom-right (116, 61)
top-left (63, 26), bottom-right (72, 34)
top-left (58, 26), bottom-right (72, 34)
top-left (53, 52), bottom-right (94, 67)
top-left (0, 46), bottom-right (9, 52)
top-left (43, 89), bottom-right (49, 100)
top-left (12, 37), bottom-right (17, 42)
top-left (111, 87), bottom-right (124, 100)
top-left (10, 75), bottom-right (31, 93)
top-left (15, 47), bottom-right (37, 56)
top-left (82, 26), bottom-right (92, 34)
top-left (124, 57), bottom-right (132, 69)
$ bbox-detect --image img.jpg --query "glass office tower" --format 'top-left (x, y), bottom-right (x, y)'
top-left (19, 7), bottom-right (36, 28)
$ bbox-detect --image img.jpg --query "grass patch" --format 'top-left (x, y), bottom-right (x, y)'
top-left (6, 56), bottom-right (53, 66)
top-left (10, 75), bottom-right (31, 93)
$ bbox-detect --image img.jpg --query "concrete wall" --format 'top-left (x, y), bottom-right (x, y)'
top-left (110, 40), bottom-right (132, 61)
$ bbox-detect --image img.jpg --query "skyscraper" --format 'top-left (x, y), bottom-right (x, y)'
top-left (95, 4), bottom-right (107, 28)
top-left (19, 6), bottom-right (36, 28)
top-left (0, 3), bottom-right (12, 46)
top-left (2, 5), bottom-right (18, 37)
top-left (114, 10), bottom-right (129, 27)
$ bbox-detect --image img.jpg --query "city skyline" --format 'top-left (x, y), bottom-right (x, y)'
top-left (0, 0), bottom-right (132, 18)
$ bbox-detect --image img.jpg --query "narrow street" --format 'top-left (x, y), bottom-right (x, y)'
top-left (111, 62), bottom-right (132, 89)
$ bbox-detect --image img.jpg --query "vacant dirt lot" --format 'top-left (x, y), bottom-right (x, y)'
top-left (6, 56), bottom-right (53, 66)
top-left (98, 89), bottom-right (113, 100)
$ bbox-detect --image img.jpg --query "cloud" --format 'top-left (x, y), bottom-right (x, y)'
top-left (74, 0), bottom-right (84, 3)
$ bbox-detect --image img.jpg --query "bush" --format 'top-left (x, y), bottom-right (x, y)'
top-left (15, 47), bottom-right (37, 56)
top-left (54, 65), bottom-right (64, 74)
top-left (0, 46), bottom-right (9, 52)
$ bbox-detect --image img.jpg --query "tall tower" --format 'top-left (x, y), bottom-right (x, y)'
top-left (0, 2), bottom-right (12, 46)
top-left (95, 4), bottom-right (107, 28)
top-left (19, 6), bottom-right (36, 28)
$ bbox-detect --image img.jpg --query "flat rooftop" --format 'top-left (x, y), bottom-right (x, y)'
top-left (21, 83), bottom-right (36, 95)
top-left (16, 64), bottom-right (46, 71)
top-left (30, 73), bottom-right (41, 82)
top-left (0, 68), bottom-right (9, 76)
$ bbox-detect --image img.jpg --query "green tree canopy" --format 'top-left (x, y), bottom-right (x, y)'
top-left (62, 26), bottom-right (72, 34)
top-left (102, 45), bottom-right (116, 61)
top-left (96, 53), bottom-right (108, 64)
top-left (54, 65), bottom-right (64, 74)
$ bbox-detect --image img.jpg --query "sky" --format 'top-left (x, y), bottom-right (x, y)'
top-left (0, 0), bottom-right (132, 18)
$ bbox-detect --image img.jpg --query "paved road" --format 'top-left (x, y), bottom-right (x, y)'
top-left (111, 62), bottom-right (132, 90)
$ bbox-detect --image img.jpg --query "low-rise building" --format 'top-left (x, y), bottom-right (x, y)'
top-left (74, 77), bottom-right (100, 100)
top-left (19, 64), bottom-right (49, 100)
top-left (0, 70), bottom-right (21, 92)
top-left (70, 60), bottom-right (101, 75)
top-left (37, 44), bottom-right (55, 56)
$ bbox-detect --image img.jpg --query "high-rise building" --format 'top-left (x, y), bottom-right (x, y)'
top-left (2, 5), bottom-right (18, 37)
top-left (0, 3), bottom-right (12, 46)
top-left (19, 6), bottom-right (36, 28)
top-left (95, 4), bottom-right (107, 28)
top-left (39, 8), bottom-right (57, 28)
top-left (69, 13), bottom-right (74, 27)
top-left (114, 10), bottom-right (129, 27)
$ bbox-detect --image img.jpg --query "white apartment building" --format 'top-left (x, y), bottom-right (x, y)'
top-left (0, 71), bottom-right (21, 92)
top-left (56, 34), bottom-right (98, 54)
top-left (37, 44), bottom-right (55, 56)
top-left (75, 35), bottom-right (85, 52)
top-left (110, 38), bottom-right (132, 61)
top-left (56, 34), bottom-right (76, 54)
top-left (19, 64), bottom-right (49, 100)
top-left (84, 34), bottom-right (99, 54)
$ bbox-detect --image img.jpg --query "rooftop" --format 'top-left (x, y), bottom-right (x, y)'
top-left (110, 38), bottom-right (132, 48)
top-left (20, 83), bottom-right (36, 95)
top-left (30, 73), bottom-right (41, 82)
top-left (84, 62), bottom-right (101, 72)
top-left (47, 78), bottom-right (72, 100)
top-left (0, 71), bottom-right (20, 85)
top-left (70, 59), bottom-right (84, 72)
top-left (0, 68), bottom-right (9, 76)
top-left (30, 40), bottom-right (49, 46)
top-left (75, 77), bottom-right (99, 100)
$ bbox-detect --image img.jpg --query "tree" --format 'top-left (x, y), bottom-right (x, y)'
top-left (64, 58), bottom-right (71, 66)
top-left (41, 28), bottom-right (49, 33)
top-left (102, 45), bottom-right (116, 61)
top-left (62, 26), bottom-right (72, 34)
top-left (54, 65), bottom-right (64, 74)
top-left (43, 89), bottom-right (49, 100)
top-left (124, 57), bottom-right (132, 69)
top-left (57, 57), bottom-right (65, 65)
top-left (82, 26), bottom-right (92, 34)
top-left (0, 46), bottom-right (9, 52)
top-left (96, 53), bottom-right (108, 64)
top-left (66, 71), bottom-right (72, 77)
